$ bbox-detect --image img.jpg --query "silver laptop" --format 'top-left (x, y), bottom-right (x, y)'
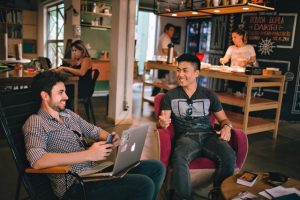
top-left (79, 124), bottom-right (149, 178)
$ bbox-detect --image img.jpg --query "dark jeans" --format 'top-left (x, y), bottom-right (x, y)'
top-left (63, 160), bottom-right (165, 200)
top-left (171, 132), bottom-right (236, 200)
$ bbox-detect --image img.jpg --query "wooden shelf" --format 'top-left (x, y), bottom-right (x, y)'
top-left (143, 96), bottom-right (155, 104)
top-left (81, 23), bottom-right (111, 29)
top-left (226, 111), bottom-right (276, 135)
top-left (81, 11), bottom-right (111, 17)
top-left (199, 3), bottom-right (274, 15)
top-left (217, 92), bottom-right (279, 111)
top-left (157, 3), bottom-right (274, 18)
top-left (144, 80), bottom-right (177, 90)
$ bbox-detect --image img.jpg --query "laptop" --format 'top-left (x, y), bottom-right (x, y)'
top-left (79, 124), bottom-right (149, 178)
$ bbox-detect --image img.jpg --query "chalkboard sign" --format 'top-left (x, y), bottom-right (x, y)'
top-left (241, 13), bottom-right (297, 49)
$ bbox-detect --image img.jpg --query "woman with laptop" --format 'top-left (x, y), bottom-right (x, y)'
top-left (23, 71), bottom-right (165, 200)
top-left (55, 40), bottom-right (93, 110)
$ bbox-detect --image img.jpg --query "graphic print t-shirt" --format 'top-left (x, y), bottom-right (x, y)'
top-left (161, 86), bottom-right (223, 136)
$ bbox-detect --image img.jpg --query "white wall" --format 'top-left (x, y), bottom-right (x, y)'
top-left (157, 16), bottom-right (186, 56)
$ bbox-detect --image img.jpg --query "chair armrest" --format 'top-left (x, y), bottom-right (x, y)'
top-left (229, 129), bottom-right (248, 169)
top-left (25, 166), bottom-right (71, 174)
top-left (158, 124), bottom-right (175, 167)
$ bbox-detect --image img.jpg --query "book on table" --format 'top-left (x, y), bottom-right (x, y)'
top-left (237, 171), bottom-right (258, 187)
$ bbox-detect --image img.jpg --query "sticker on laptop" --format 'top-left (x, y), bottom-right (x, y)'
top-left (120, 131), bottom-right (130, 152)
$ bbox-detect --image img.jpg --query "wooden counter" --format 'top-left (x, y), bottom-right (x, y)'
top-left (142, 61), bottom-right (285, 138)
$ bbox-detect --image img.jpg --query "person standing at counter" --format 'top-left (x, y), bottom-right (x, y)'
top-left (219, 29), bottom-right (256, 67)
top-left (220, 29), bottom-right (256, 93)
top-left (152, 23), bottom-right (176, 96)
top-left (57, 40), bottom-right (93, 109)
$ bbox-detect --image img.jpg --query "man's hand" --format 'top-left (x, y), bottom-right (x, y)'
top-left (87, 141), bottom-right (113, 161)
top-left (216, 125), bottom-right (231, 141)
top-left (158, 110), bottom-right (171, 128)
top-left (111, 132), bottom-right (120, 149)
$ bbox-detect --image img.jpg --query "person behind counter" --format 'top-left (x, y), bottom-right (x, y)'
top-left (220, 29), bottom-right (256, 93)
top-left (219, 29), bottom-right (256, 67)
top-left (56, 40), bottom-right (93, 110)
top-left (152, 23), bottom-right (176, 96)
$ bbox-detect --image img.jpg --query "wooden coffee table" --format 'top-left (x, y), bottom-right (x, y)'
top-left (221, 172), bottom-right (300, 200)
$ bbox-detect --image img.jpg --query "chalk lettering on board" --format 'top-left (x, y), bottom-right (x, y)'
top-left (241, 13), bottom-right (297, 49)
top-left (291, 56), bottom-right (300, 114)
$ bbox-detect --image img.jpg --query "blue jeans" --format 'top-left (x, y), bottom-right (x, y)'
top-left (171, 132), bottom-right (236, 200)
top-left (63, 160), bottom-right (165, 200)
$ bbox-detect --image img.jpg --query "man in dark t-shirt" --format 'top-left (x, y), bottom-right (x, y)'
top-left (159, 54), bottom-right (236, 200)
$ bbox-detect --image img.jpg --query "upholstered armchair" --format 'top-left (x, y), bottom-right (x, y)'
top-left (154, 93), bottom-right (248, 197)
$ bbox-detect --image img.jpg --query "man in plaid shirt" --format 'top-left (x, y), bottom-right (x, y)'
top-left (23, 71), bottom-right (165, 200)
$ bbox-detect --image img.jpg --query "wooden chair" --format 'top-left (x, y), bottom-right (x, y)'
top-left (154, 93), bottom-right (248, 198)
top-left (78, 69), bottom-right (99, 124)
top-left (0, 89), bottom-right (86, 200)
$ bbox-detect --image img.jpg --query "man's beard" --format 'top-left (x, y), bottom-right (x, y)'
top-left (50, 102), bottom-right (66, 112)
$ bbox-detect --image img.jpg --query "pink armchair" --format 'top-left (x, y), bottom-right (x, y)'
top-left (154, 93), bottom-right (248, 196)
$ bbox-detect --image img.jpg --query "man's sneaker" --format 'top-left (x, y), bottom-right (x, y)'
top-left (208, 188), bottom-right (222, 200)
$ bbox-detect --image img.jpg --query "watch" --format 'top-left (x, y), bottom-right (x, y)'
top-left (223, 123), bottom-right (233, 129)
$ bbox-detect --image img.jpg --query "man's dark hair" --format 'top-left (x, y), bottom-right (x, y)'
top-left (164, 23), bottom-right (175, 32)
top-left (176, 54), bottom-right (201, 70)
top-left (31, 71), bottom-right (68, 103)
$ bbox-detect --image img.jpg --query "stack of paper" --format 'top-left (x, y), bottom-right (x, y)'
top-left (259, 186), bottom-right (300, 199)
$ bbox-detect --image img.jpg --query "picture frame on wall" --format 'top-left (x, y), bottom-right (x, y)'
top-left (172, 26), bottom-right (181, 45)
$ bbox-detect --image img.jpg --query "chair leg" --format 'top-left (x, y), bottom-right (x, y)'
top-left (15, 175), bottom-right (21, 200)
top-left (83, 100), bottom-right (90, 122)
top-left (88, 98), bottom-right (96, 125)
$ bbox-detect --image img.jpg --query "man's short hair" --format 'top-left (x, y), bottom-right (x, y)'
top-left (31, 71), bottom-right (68, 102)
top-left (176, 54), bottom-right (201, 70)
top-left (164, 23), bottom-right (175, 32)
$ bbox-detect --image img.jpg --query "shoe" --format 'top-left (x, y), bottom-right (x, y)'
top-left (208, 188), bottom-right (222, 200)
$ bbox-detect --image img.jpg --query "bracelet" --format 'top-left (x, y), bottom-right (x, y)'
top-left (222, 123), bottom-right (233, 129)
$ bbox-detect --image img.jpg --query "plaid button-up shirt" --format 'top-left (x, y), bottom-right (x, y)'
top-left (23, 109), bottom-right (102, 199)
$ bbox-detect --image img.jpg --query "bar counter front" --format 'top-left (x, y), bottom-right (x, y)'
top-left (0, 69), bottom-right (79, 113)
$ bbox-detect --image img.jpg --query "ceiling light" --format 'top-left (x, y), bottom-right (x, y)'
top-left (171, 13), bottom-right (177, 16)
top-left (213, 9), bottom-right (220, 13)
top-left (242, 7), bottom-right (250, 10)
top-left (192, 11), bottom-right (198, 15)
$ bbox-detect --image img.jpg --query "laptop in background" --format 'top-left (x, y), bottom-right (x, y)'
top-left (79, 124), bottom-right (149, 178)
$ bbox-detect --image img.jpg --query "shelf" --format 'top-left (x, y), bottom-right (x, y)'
top-left (199, 3), bottom-right (274, 15)
top-left (159, 10), bottom-right (211, 18)
top-left (226, 111), bottom-right (276, 134)
top-left (156, 3), bottom-right (274, 18)
top-left (217, 92), bottom-right (279, 111)
top-left (81, 11), bottom-right (112, 17)
top-left (143, 96), bottom-right (155, 104)
top-left (81, 23), bottom-right (111, 29)
top-left (144, 80), bottom-right (177, 90)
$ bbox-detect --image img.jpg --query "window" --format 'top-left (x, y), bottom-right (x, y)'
top-left (46, 3), bottom-right (64, 66)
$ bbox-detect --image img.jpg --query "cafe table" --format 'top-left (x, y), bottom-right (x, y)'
top-left (0, 58), bottom-right (31, 64)
top-left (0, 69), bottom-right (79, 113)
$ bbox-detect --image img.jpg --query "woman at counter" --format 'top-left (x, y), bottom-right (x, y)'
top-left (220, 29), bottom-right (256, 67)
top-left (220, 29), bottom-right (257, 93)
top-left (57, 40), bottom-right (93, 110)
